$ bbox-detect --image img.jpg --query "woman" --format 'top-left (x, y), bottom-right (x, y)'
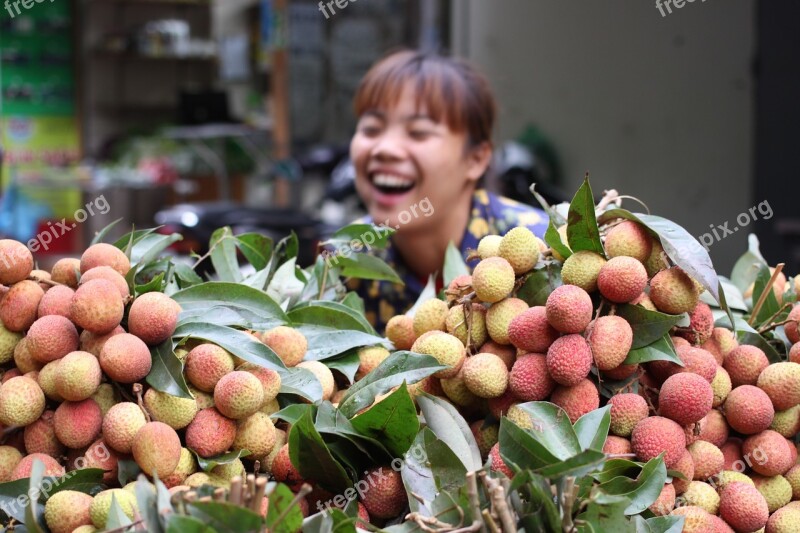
top-left (346, 50), bottom-right (548, 332)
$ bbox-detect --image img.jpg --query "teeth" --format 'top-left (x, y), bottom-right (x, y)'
top-left (372, 173), bottom-right (414, 188)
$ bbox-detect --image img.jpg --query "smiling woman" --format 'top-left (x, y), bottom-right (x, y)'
top-left (346, 50), bottom-right (548, 332)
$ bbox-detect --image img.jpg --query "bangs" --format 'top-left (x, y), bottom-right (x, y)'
top-left (354, 50), bottom-right (494, 145)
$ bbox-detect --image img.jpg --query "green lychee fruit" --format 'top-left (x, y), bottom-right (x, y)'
top-left (185, 407), bottom-right (237, 458)
top-left (211, 458), bottom-right (244, 481)
top-left (683, 481), bottom-right (720, 515)
top-left (0, 321), bottom-right (23, 365)
top-left (711, 367), bottom-right (732, 408)
top-left (752, 474), bottom-right (792, 513)
top-left (128, 292), bottom-right (181, 346)
top-left (461, 353), bottom-right (508, 398)
top-left (102, 402), bottom-right (147, 454)
top-left (232, 412), bottom-right (276, 457)
top-left (410, 331), bottom-right (466, 379)
top-left (412, 298), bottom-right (448, 337)
top-left (486, 297), bottom-right (528, 344)
top-left (70, 279), bottom-right (124, 335)
top-left (545, 285), bottom-right (592, 334)
top-left (498, 226), bottom-right (540, 275)
top-left (0, 446), bottom-right (22, 482)
top-left (649, 267), bottom-right (699, 315)
top-left (80, 243), bottom-right (130, 276)
top-left (44, 490), bottom-right (94, 533)
top-left (597, 256), bottom-right (648, 304)
top-left (670, 505), bottom-right (713, 532)
top-left (161, 448), bottom-right (197, 488)
top-left (91, 383), bottom-right (119, 417)
top-left (758, 362), bottom-right (800, 411)
top-left (55, 351), bottom-right (101, 401)
top-left (767, 506), bottom-right (800, 533)
top-left (132, 421), bottom-right (182, 477)
top-left (477, 235), bottom-right (502, 259)
top-left (259, 326), bottom-right (307, 367)
top-left (608, 393), bottom-right (649, 437)
top-left (27, 315), bottom-right (79, 363)
top-left (89, 489), bottom-right (136, 529)
top-left (143, 388), bottom-right (198, 430)
top-left (0, 376), bottom-right (45, 426)
top-left (561, 250), bottom-right (607, 292)
top-left (472, 257), bottom-right (515, 303)
top-left (99, 333), bottom-right (152, 383)
top-left (604, 220), bottom-right (653, 262)
top-left (445, 303), bottom-right (487, 349)
top-left (37, 360), bottom-right (63, 402)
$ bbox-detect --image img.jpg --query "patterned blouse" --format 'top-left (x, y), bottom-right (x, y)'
top-left (346, 189), bottom-right (549, 334)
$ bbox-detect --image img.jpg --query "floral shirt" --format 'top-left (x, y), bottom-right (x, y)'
top-left (346, 189), bottom-right (549, 334)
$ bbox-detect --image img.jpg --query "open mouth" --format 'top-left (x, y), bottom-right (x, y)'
top-left (369, 173), bottom-right (416, 195)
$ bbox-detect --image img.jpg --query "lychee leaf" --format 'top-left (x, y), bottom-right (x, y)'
top-left (268, 483), bottom-right (304, 533)
top-left (576, 494), bottom-right (634, 531)
top-left (135, 475), bottom-right (160, 533)
top-left (596, 454), bottom-right (667, 515)
top-left (645, 515), bottom-right (685, 533)
top-left (573, 405), bottom-right (611, 452)
top-left (235, 233), bottom-right (273, 271)
top-left (272, 404), bottom-right (315, 426)
top-left (290, 410), bottom-right (353, 493)
top-left (291, 326), bottom-right (388, 361)
top-left (534, 449), bottom-right (606, 479)
top-left (91, 218), bottom-right (124, 245)
top-left (146, 340), bottom-right (193, 400)
top-left (515, 402), bottom-right (582, 460)
top-left (106, 493), bottom-right (134, 529)
top-left (350, 383), bottom-right (419, 458)
top-left (324, 223), bottom-right (395, 251)
top-left (751, 263), bottom-right (783, 327)
top-left (172, 281), bottom-right (289, 328)
top-left (301, 507), bottom-right (355, 533)
top-left (187, 501), bottom-right (263, 533)
top-left (314, 402), bottom-right (393, 463)
top-left (545, 219), bottom-right (572, 260)
top-left (209, 227), bottom-right (243, 283)
top-left (443, 241), bottom-right (470, 288)
top-left (166, 515), bottom-right (217, 533)
top-left (416, 394), bottom-right (482, 472)
top-left (517, 263), bottom-right (562, 307)
top-left (615, 304), bottom-right (684, 350)
top-left (333, 253), bottom-right (403, 284)
top-left (622, 335), bottom-right (681, 366)
top-left (190, 449), bottom-right (251, 473)
top-left (289, 301), bottom-right (376, 335)
top-left (117, 459), bottom-right (142, 487)
top-left (498, 417), bottom-right (559, 471)
top-left (730, 234), bottom-right (767, 292)
top-left (566, 177), bottom-right (605, 257)
top-left (324, 350), bottom-right (361, 384)
top-left (23, 459), bottom-right (45, 533)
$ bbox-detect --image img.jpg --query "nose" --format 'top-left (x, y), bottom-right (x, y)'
top-left (370, 128), bottom-right (406, 161)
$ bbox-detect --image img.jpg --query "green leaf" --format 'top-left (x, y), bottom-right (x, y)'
top-left (578, 495), bottom-right (636, 532)
top-left (290, 411), bottom-right (353, 493)
top-left (516, 402), bottom-right (582, 460)
top-left (117, 459), bottom-right (142, 487)
top-left (535, 449), bottom-right (607, 479)
top-left (209, 227), bottom-right (243, 283)
top-left (236, 233), bottom-right (273, 271)
top-left (730, 234), bottom-right (767, 292)
top-left (324, 351), bottom-right (361, 385)
top-left (645, 515), bottom-right (685, 533)
top-left (24, 459), bottom-right (45, 533)
top-left (530, 182), bottom-right (566, 226)
top-left (190, 449), bottom-right (252, 473)
top-left (624, 335), bottom-right (682, 366)
top-left (302, 508), bottom-right (356, 533)
top-left (172, 263), bottom-right (203, 288)
top-left (715, 315), bottom-right (783, 364)
top-left (349, 384), bottom-right (419, 458)
top-left (188, 501), bottom-right (264, 533)
top-left (289, 302), bottom-right (376, 335)
top-left (91, 218), bottom-right (124, 245)
top-left (337, 352), bottom-right (446, 418)
top-left (517, 263), bottom-right (563, 307)
top-left (146, 340), bottom-right (193, 400)
top-left (135, 271), bottom-right (167, 296)
top-left (268, 483), bottom-right (304, 533)
top-left (400, 428), bottom-right (468, 514)
top-left (272, 404), bottom-right (315, 426)
top-left (566, 178), bottom-right (605, 256)
top-left (443, 241), bottom-right (469, 288)
top-left (574, 405), bottom-right (611, 452)
top-left (293, 326), bottom-right (387, 362)
top-left (594, 459), bottom-right (643, 484)
top-left (173, 281), bottom-right (289, 330)
top-left (106, 493), bottom-right (134, 529)
top-left (135, 475), bottom-right (161, 533)
top-left (167, 515), bottom-right (217, 533)
top-left (340, 292), bottom-right (365, 315)
top-left (515, 471), bottom-right (562, 532)
top-left (597, 454), bottom-right (668, 515)
top-left (0, 478), bottom-right (32, 523)
top-left (752, 264), bottom-right (782, 326)
top-left (333, 253), bottom-right (403, 283)
top-left (113, 227), bottom-right (161, 252)
top-left (498, 418), bottom-right (559, 472)
top-left (325, 223), bottom-right (394, 251)
top-left (616, 305), bottom-right (684, 349)
top-left (416, 394), bottom-right (482, 472)
top-left (545, 219), bottom-right (572, 259)
top-left (132, 233), bottom-right (184, 267)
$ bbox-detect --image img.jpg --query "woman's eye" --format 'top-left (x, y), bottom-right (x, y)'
top-left (359, 125), bottom-right (381, 136)
top-left (409, 130), bottom-right (432, 140)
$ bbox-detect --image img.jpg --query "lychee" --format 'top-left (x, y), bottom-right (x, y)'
top-left (70, 279), bottom-right (124, 335)
top-left (711, 367), bottom-right (732, 408)
top-left (648, 483), bottom-right (676, 516)
top-left (79, 266), bottom-right (130, 299)
top-left (508, 353), bottom-right (556, 401)
top-left (507, 306), bottom-right (559, 353)
top-left (683, 481), bottom-right (720, 515)
top-left (80, 243), bottom-right (130, 276)
top-left (752, 474), bottom-right (792, 513)
top-left (232, 412), bottom-right (276, 457)
top-left (498, 226), bottom-right (540, 274)
top-left (0, 447), bottom-right (23, 481)
top-left (143, 388), bottom-right (198, 430)
top-left (472, 257), bottom-right (515, 303)
top-left (127, 292), bottom-right (181, 345)
top-left (0, 322), bottom-right (23, 365)
top-left (412, 298), bottom-right (448, 337)
top-left (26, 315), bottom-right (79, 363)
top-left (445, 303), bottom-right (487, 349)
top-left (0, 280), bottom-right (44, 332)
top-left (0, 240), bottom-right (33, 285)
top-left (786, 305), bottom-right (800, 344)
top-left (214, 371), bottom-right (265, 419)
top-left (604, 221), bottom-right (653, 263)
top-left (631, 416), bottom-right (686, 468)
top-left (24, 410), bottom-right (64, 457)
top-left (723, 385), bottom-right (774, 435)
top-left (89, 489), bottom-right (136, 529)
top-left (10, 453), bottom-right (64, 480)
top-left (608, 393), bottom-right (649, 437)
top-left (679, 302), bottom-right (715, 345)
top-left (743, 430), bottom-right (794, 476)
top-left (99, 333), bottom-right (152, 383)
top-left (385, 315), bottom-right (416, 350)
top-left (597, 256), bottom-right (648, 304)
top-left (410, 331), bottom-right (466, 378)
top-left (132, 421), bottom-right (181, 477)
top-left (0, 376), bottom-right (45, 426)
top-left (360, 466), bottom-right (406, 519)
top-left (161, 448), bottom-right (197, 488)
top-left (185, 343), bottom-right (235, 391)
top-left (757, 362), bottom-right (800, 411)
top-left (550, 378), bottom-right (600, 423)
top-left (56, 351), bottom-right (101, 401)
top-left (102, 402), bottom-right (147, 453)
top-left (545, 285), bottom-right (592, 334)
top-left (184, 407), bottom-right (236, 458)
top-left (649, 267), bottom-right (699, 315)
top-left (546, 334), bottom-right (592, 386)
top-left (587, 315), bottom-right (633, 371)
top-left (603, 435), bottom-right (632, 455)
top-left (724, 345), bottom-right (769, 387)
top-left (658, 373), bottom-right (713, 425)
top-left (79, 326), bottom-right (124, 357)
top-left (355, 346), bottom-right (391, 380)
top-left (461, 353), bottom-right (508, 398)
top-left (477, 234), bottom-right (502, 260)
top-left (54, 399), bottom-right (102, 449)
top-left (297, 361), bottom-right (335, 401)
top-left (561, 251), bottom-right (606, 293)
top-left (719, 482), bottom-right (769, 533)
top-left (486, 297), bottom-right (528, 344)
top-left (37, 284), bottom-right (74, 320)
top-left (260, 326), bottom-right (307, 367)
top-left (50, 258), bottom-right (80, 288)
top-left (688, 440), bottom-right (724, 480)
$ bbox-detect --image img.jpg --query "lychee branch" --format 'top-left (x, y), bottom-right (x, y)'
top-left (748, 263), bottom-right (785, 326)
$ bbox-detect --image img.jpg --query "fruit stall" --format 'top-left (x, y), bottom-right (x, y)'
top-left (0, 178), bottom-right (796, 532)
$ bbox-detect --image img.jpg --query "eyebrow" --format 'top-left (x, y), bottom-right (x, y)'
top-left (361, 110), bottom-right (436, 122)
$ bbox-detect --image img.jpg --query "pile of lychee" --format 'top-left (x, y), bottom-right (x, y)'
top-left (381, 221), bottom-right (800, 533)
top-left (0, 239), bottom-right (315, 532)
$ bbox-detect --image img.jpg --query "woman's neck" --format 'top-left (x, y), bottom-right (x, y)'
top-left (392, 187), bottom-right (475, 280)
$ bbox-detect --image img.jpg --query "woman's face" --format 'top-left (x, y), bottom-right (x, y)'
top-left (350, 86), bottom-right (489, 232)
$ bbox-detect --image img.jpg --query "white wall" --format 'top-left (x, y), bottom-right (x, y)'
top-left (452, 0), bottom-right (756, 273)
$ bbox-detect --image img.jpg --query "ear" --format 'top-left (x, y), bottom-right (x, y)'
top-left (465, 141), bottom-right (493, 183)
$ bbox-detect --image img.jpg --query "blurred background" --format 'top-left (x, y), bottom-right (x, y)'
top-left (0, 0), bottom-right (796, 275)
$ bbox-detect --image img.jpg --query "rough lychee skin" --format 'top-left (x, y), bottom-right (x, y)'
top-left (498, 226), bottom-right (540, 275)
top-left (648, 483), bottom-right (676, 516)
top-left (50, 258), bottom-right (80, 288)
top-left (679, 302), bottom-right (715, 345)
top-left (508, 354), bottom-right (556, 401)
top-left (355, 346), bottom-right (391, 380)
top-left (650, 346), bottom-right (717, 384)
top-left (785, 305), bottom-right (800, 344)
top-left (411, 331), bottom-right (466, 379)
top-left (672, 449), bottom-right (695, 494)
top-left (185, 407), bottom-right (237, 458)
top-left (597, 256), bottom-right (648, 304)
top-left (214, 371), bottom-right (265, 420)
top-left (507, 306), bottom-right (559, 353)
top-left (0, 280), bottom-right (44, 332)
top-left (711, 367), bottom-right (732, 408)
top-left (719, 482), bottom-right (769, 533)
top-left (103, 402), bottom-right (147, 454)
top-left (37, 285), bottom-right (74, 320)
top-left (631, 416), bottom-right (686, 468)
top-left (238, 363), bottom-right (281, 403)
top-left (233, 412), bottom-right (276, 457)
top-left (608, 393), bottom-right (649, 437)
top-left (359, 466), bottom-right (406, 519)
top-left (770, 405), bottom-right (800, 437)
top-left (479, 341), bottom-right (516, 370)
top-left (27, 315), bottom-right (79, 363)
top-left (649, 267), bottom-right (700, 315)
top-left (561, 251), bottom-right (607, 293)
top-left (550, 378), bottom-right (600, 423)
top-left (757, 362), bottom-right (800, 411)
top-left (472, 257), bottom-right (516, 303)
top-left (724, 345), bottom-right (769, 387)
top-left (143, 388), bottom-right (198, 430)
top-left (486, 297), bottom-right (529, 345)
top-left (297, 361), bottom-right (335, 401)
top-left (0, 376), bottom-right (45, 426)
top-left (604, 221), bottom-right (653, 263)
top-left (11, 453), bottom-right (64, 481)
top-left (185, 343), bottom-right (236, 391)
top-left (658, 373), bottom-right (713, 426)
top-left (724, 385), bottom-right (775, 435)
top-left (100, 333), bottom-right (152, 383)
top-left (692, 409), bottom-right (730, 448)
top-left (79, 326), bottom-right (125, 358)
top-left (70, 279), bottom-right (124, 335)
top-left (688, 440), bottom-right (724, 480)
top-left (743, 430), bottom-right (794, 476)
top-left (767, 506), bottom-right (800, 533)
top-left (44, 489), bottom-right (94, 533)
top-left (24, 410), bottom-right (64, 458)
top-left (0, 239), bottom-right (33, 286)
top-left (272, 444), bottom-right (304, 489)
top-left (128, 292), bottom-right (181, 346)
top-left (161, 448), bottom-right (197, 489)
top-left (132, 421), bottom-right (182, 477)
top-left (54, 399), bottom-right (102, 449)
top-left (545, 285), bottom-right (593, 334)
top-left (445, 303), bottom-right (487, 349)
top-left (80, 265), bottom-right (130, 299)
top-left (752, 474), bottom-right (792, 513)
top-left (603, 436), bottom-right (632, 455)
top-left (470, 420), bottom-right (499, 459)
top-left (446, 274), bottom-right (473, 304)
top-left (412, 298), bottom-right (449, 337)
top-left (260, 326), bottom-right (308, 367)
top-left (477, 235), bottom-right (503, 260)
top-left (56, 351), bottom-right (101, 401)
top-left (586, 315), bottom-right (633, 371)
top-left (89, 489), bottom-right (136, 529)
top-left (441, 375), bottom-right (481, 407)
top-left (80, 243), bottom-right (130, 276)
top-left (385, 315), bottom-right (416, 350)
top-left (0, 322), bottom-right (23, 365)
top-left (461, 353), bottom-right (508, 398)
top-left (683, 481), bottom-right (720, 515)
top-left (785, 465), bottom-right (800, 500)
top-left (546, 334), bottom-right (592, 386)
top-left (488, 442), bottom-right (514, 478)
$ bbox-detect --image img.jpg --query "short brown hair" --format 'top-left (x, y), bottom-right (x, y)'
top-left (353, 50), bottom-right (496, 147)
